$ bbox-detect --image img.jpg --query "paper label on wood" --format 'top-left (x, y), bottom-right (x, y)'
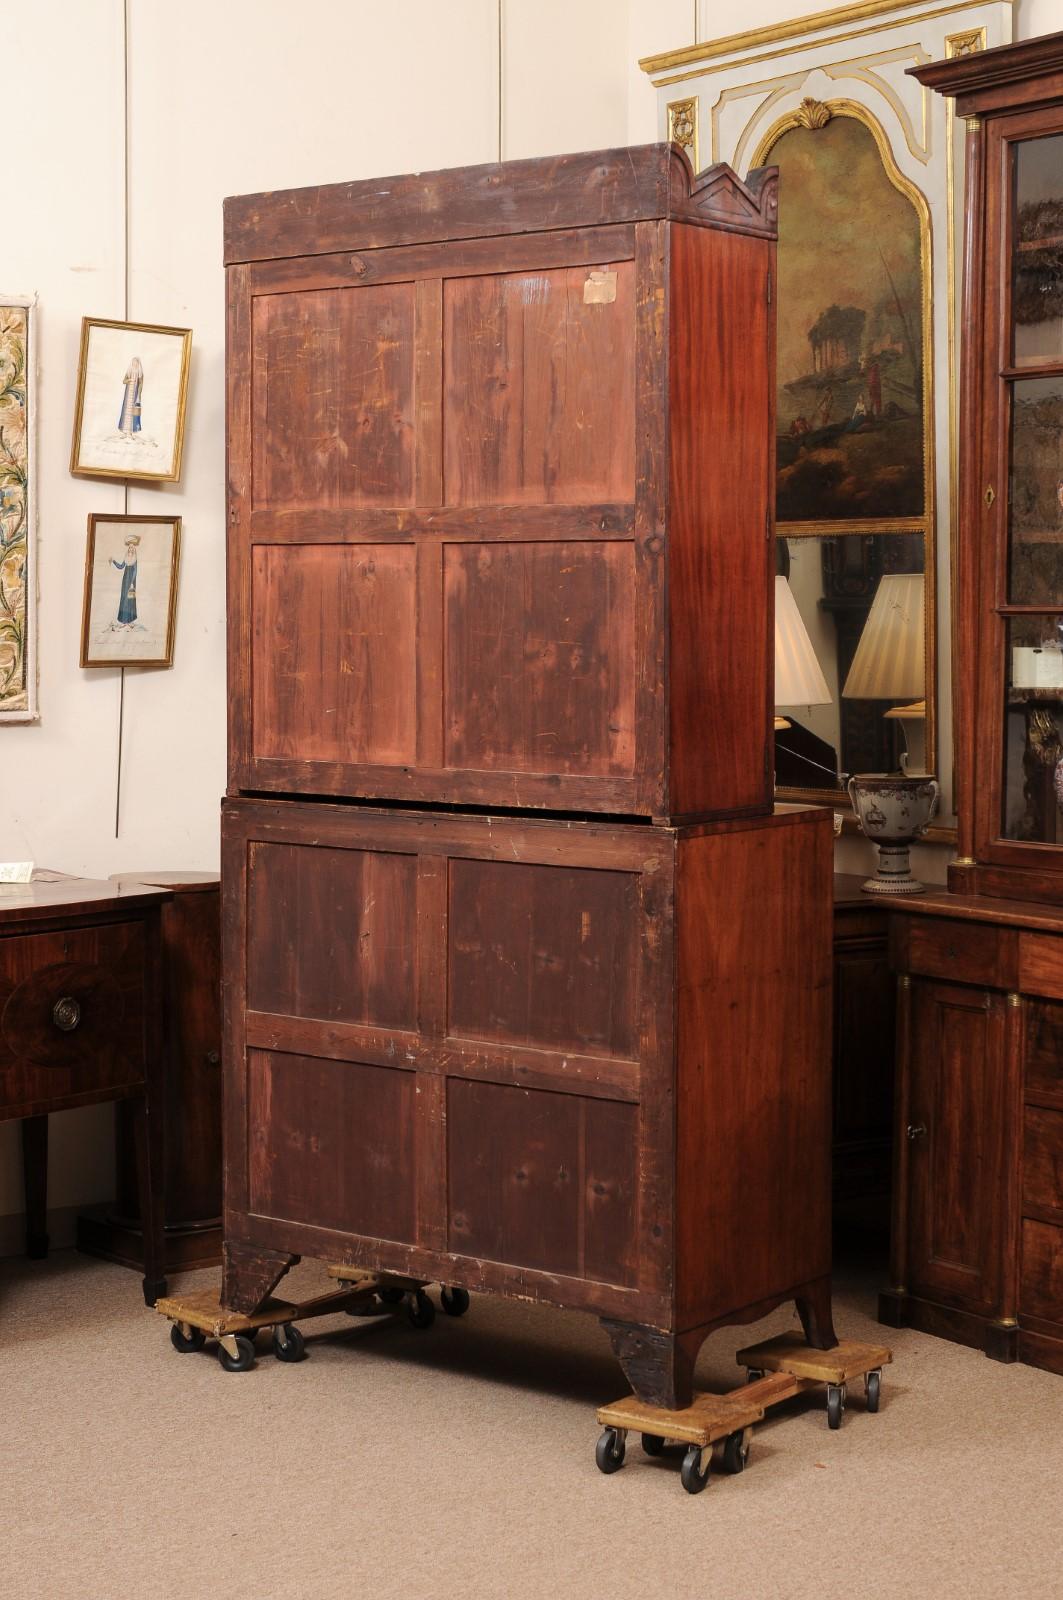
top-left (584, 270), bottom-right (617, 305)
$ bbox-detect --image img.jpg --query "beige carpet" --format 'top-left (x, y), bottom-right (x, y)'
top-left (2, 1250), bottom-right (1061, 1600)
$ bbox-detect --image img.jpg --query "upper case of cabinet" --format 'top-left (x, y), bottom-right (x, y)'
top-left (224, 144), bottom-right (778, 820)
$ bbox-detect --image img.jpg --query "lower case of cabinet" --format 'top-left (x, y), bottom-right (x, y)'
top-left (77, 1206), bottom-right (222, 1272)
top-left (877, 1288), bottom-right (1063, 1367)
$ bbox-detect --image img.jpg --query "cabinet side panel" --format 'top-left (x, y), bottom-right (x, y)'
top-left (667, 222), bottom-right (774, 819)
top-left (675, 811), bottom-right (832, 1327)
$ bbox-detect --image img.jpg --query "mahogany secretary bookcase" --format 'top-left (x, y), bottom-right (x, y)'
top-left (222, 144), bottom-right (835, 1408)
top-left (881, 38), bottom-right (1063, 1376)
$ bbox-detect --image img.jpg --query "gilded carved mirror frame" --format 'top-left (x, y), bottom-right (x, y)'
top-left (752, 97), bottom-right (938, 807)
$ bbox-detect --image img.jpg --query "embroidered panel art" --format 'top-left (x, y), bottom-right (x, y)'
top-left (0, 298), bottom-right (35, 721)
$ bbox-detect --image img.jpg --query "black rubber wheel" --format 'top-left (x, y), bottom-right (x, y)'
top-left (272, 1322), bottom-right (306, 1363)
top-left (827, 1384), bottom-right (845, 1430)
top-left (595, 1428), bottom-right (626, 1475)
top-left (378, 1285), bottom-right (406, 1305)
top-left (641, 1432), bottom-right (665, 1457)
top-left (216, 1334), bottom-right (256, 1373)
top-left (721, 1430), bottom-right (749, 1475)
top-left (170, 1323), bottom-right (206, 1354)
top-left (407, 1289), bottom-right (436, 1329)
top-left (680, 1444), bottom-right (711, 1495)
top-left (866, 1370), bottom-right (881, 1414)
top-left (440, 1285), bottom-right (471, 1318)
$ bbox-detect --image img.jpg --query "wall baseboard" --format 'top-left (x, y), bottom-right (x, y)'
top-left (0, 1204), bottom-right (88, 1261)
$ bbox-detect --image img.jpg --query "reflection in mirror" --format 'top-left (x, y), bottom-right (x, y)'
top-left (774, 531), bottom-right (928, 792)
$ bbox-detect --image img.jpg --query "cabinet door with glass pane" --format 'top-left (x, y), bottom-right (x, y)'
top-left (956, 86), bottom-right (1063, 902)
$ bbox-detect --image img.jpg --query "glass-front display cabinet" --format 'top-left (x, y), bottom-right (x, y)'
top-left (915, 37), bottom-right (1063, 904)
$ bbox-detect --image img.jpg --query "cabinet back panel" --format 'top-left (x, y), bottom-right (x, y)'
top-left (442, 264), bottom-right (635, 506)
top-left (446, 1077), bottom-right (638, 1284)
top-left (443, 540), bottom-right (636, 776)
top-left (251, 285), bottom-right (416, 509)
top-left (248, 1048), bottom-right (417, 1241)
top-left (251, 543), bottom-right (418, 765)
top-left (447, 857), bottom-right (640, 1058)
top-left (246, 841), bottom-right (417, 1029)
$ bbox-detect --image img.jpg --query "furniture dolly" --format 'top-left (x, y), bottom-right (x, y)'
top-left (595, 1334), bottom-right (892, 1495)
top-left (157, 1267), bottom-right (470, 1372)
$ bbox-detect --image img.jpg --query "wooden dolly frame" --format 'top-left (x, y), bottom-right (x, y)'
top-left (596, 1334), bottom-right (892, 1495)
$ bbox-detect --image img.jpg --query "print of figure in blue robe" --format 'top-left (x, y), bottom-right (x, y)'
top-left (118, 356), bottom-right (144, 435)
top-left (111, 535), bottom-right (140, 625)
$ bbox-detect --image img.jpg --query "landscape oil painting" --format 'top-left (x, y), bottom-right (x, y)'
top-left (768, 111), bottom-right (928, 526)
top-left (0, 296), bottom-right (35, 721)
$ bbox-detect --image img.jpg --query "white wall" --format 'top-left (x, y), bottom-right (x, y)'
top-left (4, 0), bottom-right (1060, 1242)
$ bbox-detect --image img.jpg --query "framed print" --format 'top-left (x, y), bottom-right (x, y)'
top-left (70, 317), bottom-right (191, 482)
top-left (80, 514), bottom-right (181, 668)
top-left (0, 293), bottom-right (37, 721)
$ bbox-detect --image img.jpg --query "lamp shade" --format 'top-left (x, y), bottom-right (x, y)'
top-left (842, 574), bottom-right (925, 700)
top-left (775, 575), bottom-right (832, 707)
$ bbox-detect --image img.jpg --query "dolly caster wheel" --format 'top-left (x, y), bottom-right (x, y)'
top-left (407, 1289), bottom-right (436, 1329)
top-left (641, 1433), bottom-right (665, 1457)
top-left (170, 1323), bottom-right (206, 1354)
top-left (746, 1368), bottom-right (763, 1383)
top-left (440, 1285), bottom-right (470, 1317)
top-left (865, 1369), bottom-right (881, 1413)
top-left (595, 1427), bottom-right (626, 1475)
top-left (378, 1285), bottom-right (406, 1305)
top-left (721, 1429), bottom-right (750, 1475)
top-left (680, 1444), bottom-right (711, 1495)
top-left (827, 1383), bottom-right (846, 1430)
top-left (272, 1322), bottom-right (305, 1362)
top-left (217, 1334), bottom-right (256, 1373)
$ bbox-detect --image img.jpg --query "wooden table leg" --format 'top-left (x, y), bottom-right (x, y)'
top-left (136, 905), bottom-right (167, 1306)
top-left (21, 1114), bottom-right (49, 1259)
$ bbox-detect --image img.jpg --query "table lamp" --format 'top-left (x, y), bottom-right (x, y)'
top-left (843, 573), bottom-right (938, 894)
top-left (774, 574), bottom-right (831, 727)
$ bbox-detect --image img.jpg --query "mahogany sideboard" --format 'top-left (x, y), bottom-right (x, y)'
top-left (3, 876), bottom-right (170, 1304)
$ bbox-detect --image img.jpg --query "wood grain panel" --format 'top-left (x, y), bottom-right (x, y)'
top-left (246, 841), bottom-right (417, 1029)
top-left (248, 1049), bottom-right (417, 1242)
top-left (1023, 1104), bottom-right (1063, 1220)
top-left (447, 857), bottom-right (640, 1059)
top-left (674, 811), bottom-right (832, 1326)
top-left (667, 221), bottom-right (773, 818)
top-left (250, 543), bottom-right (417, 766)
top-left (905, 918), bottom-right (1009, 987)
top-left (443, 264), bottom-right (635, 505)
top-left (1025, 1000), bottom-right (1063, 1102)
top-left (0, 923), bottom-right (146, 1114)
top-left (907, 981), bottom-right (1007, 1312)
top-left (251, 283), bottom-right (415, 509)
top-left (443, 540), bottom-right (636, 776)
top-left (1019, 934), bottom-right (1063, 1001)
top-left (1021, 1217), bottom-right (1063, 1326)
top-left (446, 1078), bottom-right (638, 1285)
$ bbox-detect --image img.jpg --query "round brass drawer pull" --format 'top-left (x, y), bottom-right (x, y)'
top-left (52, 996), bottom-right (81, 1033)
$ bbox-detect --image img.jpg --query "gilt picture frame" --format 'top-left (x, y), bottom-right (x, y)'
top-left (70, 316), bottom-right (191, 483)
top-left (80, 513), bottom-right (181, 668)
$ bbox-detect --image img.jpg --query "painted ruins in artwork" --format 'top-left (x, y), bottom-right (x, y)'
top-left (770, 113), bottom-right (927, 526)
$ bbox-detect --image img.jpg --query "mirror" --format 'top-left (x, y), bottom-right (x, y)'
top-left (774, 531), bottom-right (932, 797)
